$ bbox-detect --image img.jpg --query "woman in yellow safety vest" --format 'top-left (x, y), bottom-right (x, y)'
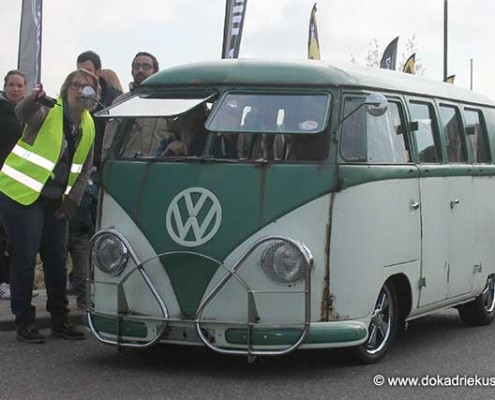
top-left (0, 69), bottom-right (97, 343)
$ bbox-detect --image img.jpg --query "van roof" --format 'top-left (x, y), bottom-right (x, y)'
top-left (142, 59), bottom-right (495, 107)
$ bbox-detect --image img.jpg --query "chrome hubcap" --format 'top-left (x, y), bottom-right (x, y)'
top-left (364, 287), bottom-right (392, 354)
top-left (482, 276), bottom-right (495, 313)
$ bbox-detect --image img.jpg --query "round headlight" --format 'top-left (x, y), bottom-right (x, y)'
top-left (92, 233), bottom-right (129, 276)
top-left (261, 241), bottom-right (309, 284)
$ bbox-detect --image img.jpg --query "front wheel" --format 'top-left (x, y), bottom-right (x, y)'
top-left (352, 281), bottom-right (398, 364)
top-left (458, 275), bottom-right (495, 326)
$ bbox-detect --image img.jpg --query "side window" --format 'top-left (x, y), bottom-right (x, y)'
top-left (341, 99), bottom-right (366, 161)
top-left (438, 104), bottom-right (467, 163)
top-left (464, 108), bottom-right (491, 163)
top-left (341, 97), bottom-right (409, 163)
top-left (409, 101), bottom-right (440, 163)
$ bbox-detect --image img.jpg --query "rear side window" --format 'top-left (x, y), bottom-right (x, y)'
top-left (409, 102), bottom-right (440, 163)
top-left (438, 104), bottom-right (467, 163)
top-left (464, 108), bottom-right (491, 163)
top-left (341, 98), bottom-right (409, 163)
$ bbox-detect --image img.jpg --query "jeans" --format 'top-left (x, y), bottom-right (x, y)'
top-left (68, 232), bottom-right (90, 306)
top-left (67, 183), bottom-right (97, 307)
top-left (0, 193), bottom-right (69, 328)
top-left (0, 224), bottom-right (9, 283)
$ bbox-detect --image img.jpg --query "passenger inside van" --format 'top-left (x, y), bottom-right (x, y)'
top-left (156, 104), bottom-right (238, 158)
top-left (156, 104), bottom-right (209, 157)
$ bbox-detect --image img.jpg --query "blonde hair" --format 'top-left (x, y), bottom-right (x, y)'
top-left (101, 69), bottom-right (123, 93)
top-left (59, 69), bottom-right (99, 101)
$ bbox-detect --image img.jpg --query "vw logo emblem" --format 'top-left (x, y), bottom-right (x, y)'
top-left (166, 187), bottom-right (222, 247)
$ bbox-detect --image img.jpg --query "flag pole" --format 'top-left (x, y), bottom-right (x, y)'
top-left (470, 58), bottom-right (473, 90)
top-left (443, 0), bottom-right (448, 81)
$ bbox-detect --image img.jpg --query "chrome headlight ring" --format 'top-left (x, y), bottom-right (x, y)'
top-left (260, 239), bottom-right (312, 284)
top-left (91, 231), bottom-right (130, 276)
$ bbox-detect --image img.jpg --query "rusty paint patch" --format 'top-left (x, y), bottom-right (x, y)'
top-left (326, 294), bottom-right (342, 320)
top-left (320, 192), bottom-right (334, 321)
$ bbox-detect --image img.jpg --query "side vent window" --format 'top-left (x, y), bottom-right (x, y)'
top-left (341, 98), bottom-right (409, 163)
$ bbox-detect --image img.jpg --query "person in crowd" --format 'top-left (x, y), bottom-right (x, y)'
top-left (0, 69), bottom-right (98, 343)
top-left (76, 51), bottom-right (122, 172)
top-left (67, 51), bottom-right (122, 309)
top-left (100, 68), bottom-right (123, 93)
top-left (102, 51), bottom-right (171, 159)
top-left (0, 70), bottom-right (27, 300)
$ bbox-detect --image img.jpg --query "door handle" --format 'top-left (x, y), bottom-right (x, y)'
top-left (410, 201), bottom-right (420, 210)
top-left (450, 199), bottom-right (460, 209)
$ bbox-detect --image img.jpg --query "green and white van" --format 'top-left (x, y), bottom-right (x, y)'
top-left (88, 59), bottom-right (495, 363)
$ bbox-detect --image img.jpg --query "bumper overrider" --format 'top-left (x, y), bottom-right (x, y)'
top-left (87, 230), bottom-right (367, 361)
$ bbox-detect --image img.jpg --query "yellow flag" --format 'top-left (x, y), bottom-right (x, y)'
top-left (403, 53), bottom-right (416, 74)
top-left (445, 75), bottom-right (455, 84)
top-left (308, 3), bottom-right (321, 60)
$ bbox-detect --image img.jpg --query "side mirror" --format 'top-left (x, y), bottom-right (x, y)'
top-left (365, 93), bottom-right (388, 117)
top-left (335, 92), bottom-right (389, 132)
top-left (81, 86), bottom-right (106, 112)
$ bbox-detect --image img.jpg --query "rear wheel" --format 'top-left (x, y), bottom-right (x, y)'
top-left (458, 275), bottom-right (495, 326)
top-left (352, 282), bottom-right (398, 364)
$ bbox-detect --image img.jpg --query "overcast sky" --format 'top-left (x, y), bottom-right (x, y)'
top-left (1, 0), bottom-right (494, 98)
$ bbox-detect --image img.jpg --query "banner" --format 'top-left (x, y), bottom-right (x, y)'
top-left (380, 36), bottom-right (399, 70)
top-left (403, 53), bottom-right (415, 74)
top-left (445, 75), bottom-right (455, 84)
top-left (222, 0), bottom-right (248, 59)
top-left (308, 3), bottom-right (321, 60)
top-left (18, 0), bottom-right (43, 91)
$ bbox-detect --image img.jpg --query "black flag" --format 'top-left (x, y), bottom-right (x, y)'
top-left (18, 0), bottom-right (43, 91)
top-left (222, 0), bottom-right (248, 59)
top-left (380, 36), bottom-right (399, 70)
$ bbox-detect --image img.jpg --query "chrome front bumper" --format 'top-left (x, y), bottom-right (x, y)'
top-left (88, 233), bottom-right (314, 361)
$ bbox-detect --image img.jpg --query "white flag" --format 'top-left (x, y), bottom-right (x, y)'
top-left (18, 0), bottom-right (43, 91)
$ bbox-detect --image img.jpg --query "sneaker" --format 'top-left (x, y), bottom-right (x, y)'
top-left (16, 324), bottom-right (46, 344)
top-left (52, 322), bottom-right (86, 340)
top-left (0, 282), bottom-right (10, 299)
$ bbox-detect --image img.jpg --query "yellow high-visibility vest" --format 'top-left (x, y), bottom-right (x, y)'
top-left (0, 97), bottom-right (95, 205)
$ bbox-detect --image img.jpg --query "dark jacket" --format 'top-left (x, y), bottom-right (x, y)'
top-left (0, 92), bottom-right (24, 168)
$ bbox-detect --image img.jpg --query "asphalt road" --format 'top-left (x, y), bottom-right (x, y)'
top-left (0, 309), bottom-right (494, 400)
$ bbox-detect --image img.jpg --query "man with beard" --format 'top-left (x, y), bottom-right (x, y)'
top-left (102, 51), bottom-right (171, 159)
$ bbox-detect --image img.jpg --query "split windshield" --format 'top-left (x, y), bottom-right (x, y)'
top-left (101, 92), bottom-right (331, 161)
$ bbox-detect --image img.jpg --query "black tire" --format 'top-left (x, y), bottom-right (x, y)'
top-left (352, 281), bottom-right (398, 364)
top-left (458, 275), bottom-right (495, 326)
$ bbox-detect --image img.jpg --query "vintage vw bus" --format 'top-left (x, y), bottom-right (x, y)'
top-left (88, 59), bottom-right (495, 363)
